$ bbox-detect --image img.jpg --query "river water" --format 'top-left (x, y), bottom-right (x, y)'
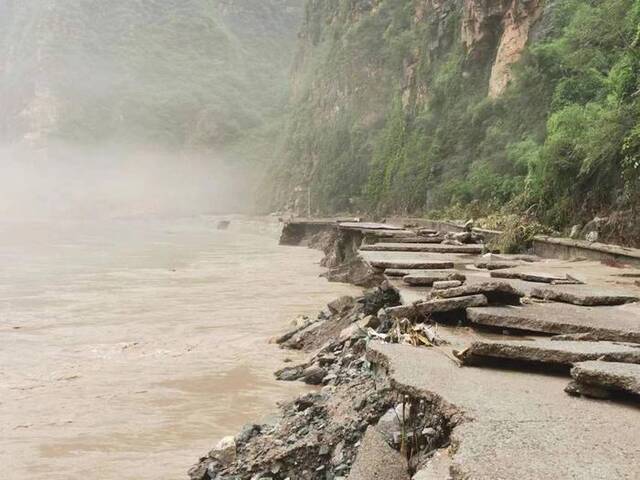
top-left (0, 216), bottom-right (358, 479)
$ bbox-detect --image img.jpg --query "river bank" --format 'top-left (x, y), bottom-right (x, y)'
top-left (191, 219), bottom-right (640, 480)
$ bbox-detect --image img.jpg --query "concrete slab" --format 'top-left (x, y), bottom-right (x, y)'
top-left (368, 342), bottom-right (640, 479)
top-left (348, 426), bottom-right (410, 480)
top-left (369, 260), bottom-right (455, 270)
top-left (433, 280), bottom-right (463, 290)
top-left (339, 222), bottom-right (405, 231)
top-left (466, 303), bottom-right (640, 343)
top-left (387, 295), bottom-right (488, 318)
top-left (479, 253), bottom-right (542, 263)
top-left (432, 281), bottom-right (524, 305)
top-left (459, 338), bottom-right (640, 366)
top-left (365, 230), bottom-right (420, 238)
top-left (462, 273), bottom-right (538, 297)
top-left (361, 243), bottom-right (484, 254)
top-left (490, 269), bottom-right (578, 284)
top-left (360, 250), bottom-right (479, 268)
top-left (570, 361), bottom-right (640, 397)
top-left (412, 448), bottom-right (453, 479)
top-left (475, 260), bottom-right (524, 270)
top-left (376, 236), bottom-right (444, 244)
top-left (403, 272), bottom-right (466, 286)
top-left (531, 284), bottom-right (639, 306)
top-left (386, 268), bottom-right (444, 277)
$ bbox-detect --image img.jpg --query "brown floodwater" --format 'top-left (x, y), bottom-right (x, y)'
top-left (0, 216), bottom-right (359, 479)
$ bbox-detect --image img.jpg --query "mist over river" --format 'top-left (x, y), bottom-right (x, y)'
top-left (0, 216), bottom-right (359, 479)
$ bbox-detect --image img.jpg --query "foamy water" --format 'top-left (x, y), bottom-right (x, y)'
top-left (0, 216), bottom-right (359, 479)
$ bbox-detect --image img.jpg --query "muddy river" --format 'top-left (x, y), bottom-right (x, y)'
top-left (0, 217), bottom-right (358, 479)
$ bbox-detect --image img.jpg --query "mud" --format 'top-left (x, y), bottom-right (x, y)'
top-left (0, 217), bottom-right (360, 480)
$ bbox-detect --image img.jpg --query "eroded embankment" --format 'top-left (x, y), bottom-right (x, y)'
top-left (188, 280), bottom-right (462, 480)
top-left (280, 220), bottom-right (385, 287)
top-left (192, 219), bottom-right (640, 479)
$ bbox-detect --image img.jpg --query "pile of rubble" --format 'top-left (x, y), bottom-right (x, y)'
top-left (192, 219), bottom-right (640, 480)
top-left (189, 283), bottom-right (455, 480)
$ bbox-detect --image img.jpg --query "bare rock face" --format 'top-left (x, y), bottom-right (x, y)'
top-left (462, 0), bottom-right (544, 97)
top-left (348, 427), bottom-right (411, 480)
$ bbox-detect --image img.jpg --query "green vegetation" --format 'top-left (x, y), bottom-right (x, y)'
top-left (0, 0), bottom-right (303, 154)
top-left (267, 0), bottom-right (640, 237)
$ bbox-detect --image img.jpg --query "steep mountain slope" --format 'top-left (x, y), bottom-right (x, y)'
top-left (0, 0), bottom-right (303, 150)
top-left (266, 0), bottom-right (640, 237)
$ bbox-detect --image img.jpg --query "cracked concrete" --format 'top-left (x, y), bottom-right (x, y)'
top-left (467, 303), bottom-right (640, 343)
top-left (570, 361), bottom-right (640, 397)
top-left (368, 342), bottom-right (640, 479)
top-left (361, 243), bottom-right (484, 254)
top-left (387, 295), bottom-right (488, 318)
top-left (459, 338), bottom-right (640, 366)
top-left (531, 284), bottom-right (639, 306)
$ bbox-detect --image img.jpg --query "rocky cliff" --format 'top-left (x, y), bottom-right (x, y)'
top-left (0, 0), bottom-right (303, 152)
top-left (265, 0), bottom-right (640, 237)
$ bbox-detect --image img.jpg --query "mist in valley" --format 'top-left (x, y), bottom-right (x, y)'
top-left (0, 143), bottom-right (253, 220)
top-left (0, 0), bottom-right (303, 220)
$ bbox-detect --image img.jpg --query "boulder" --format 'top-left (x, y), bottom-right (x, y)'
top-left (412, 448), bottom-right (453, 480)
top-left (464, 219), bottom-right (474, 232)
top-left (339, 323), bottom-right (366, 342)
top-left (358, 315), bottom-right (380, 330)
top-left (348, 427), bottom-right (410, 480)
top-left (302, 365), bottom-right (327, 385)
top-left (569, 225), bottom-right (581, 239)
top-left (446, 231), bottom-right (484, 244)
top-left (235, 424), bottom-right (261, 445)
top-left (275, 365), bottom-right (304, 381)
top-left (209, 436), bottom-right (236, 466)
top-left (328, 296), bottom-right (355, 314)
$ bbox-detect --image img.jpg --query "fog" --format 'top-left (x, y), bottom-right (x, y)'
top-left (0, 0), bottom-right (302, 222)
top-left (0, 143), bottom-right (252, 220)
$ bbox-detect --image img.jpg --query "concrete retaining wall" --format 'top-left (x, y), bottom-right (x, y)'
top-left (533, 236), bottom-right (640, 268)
